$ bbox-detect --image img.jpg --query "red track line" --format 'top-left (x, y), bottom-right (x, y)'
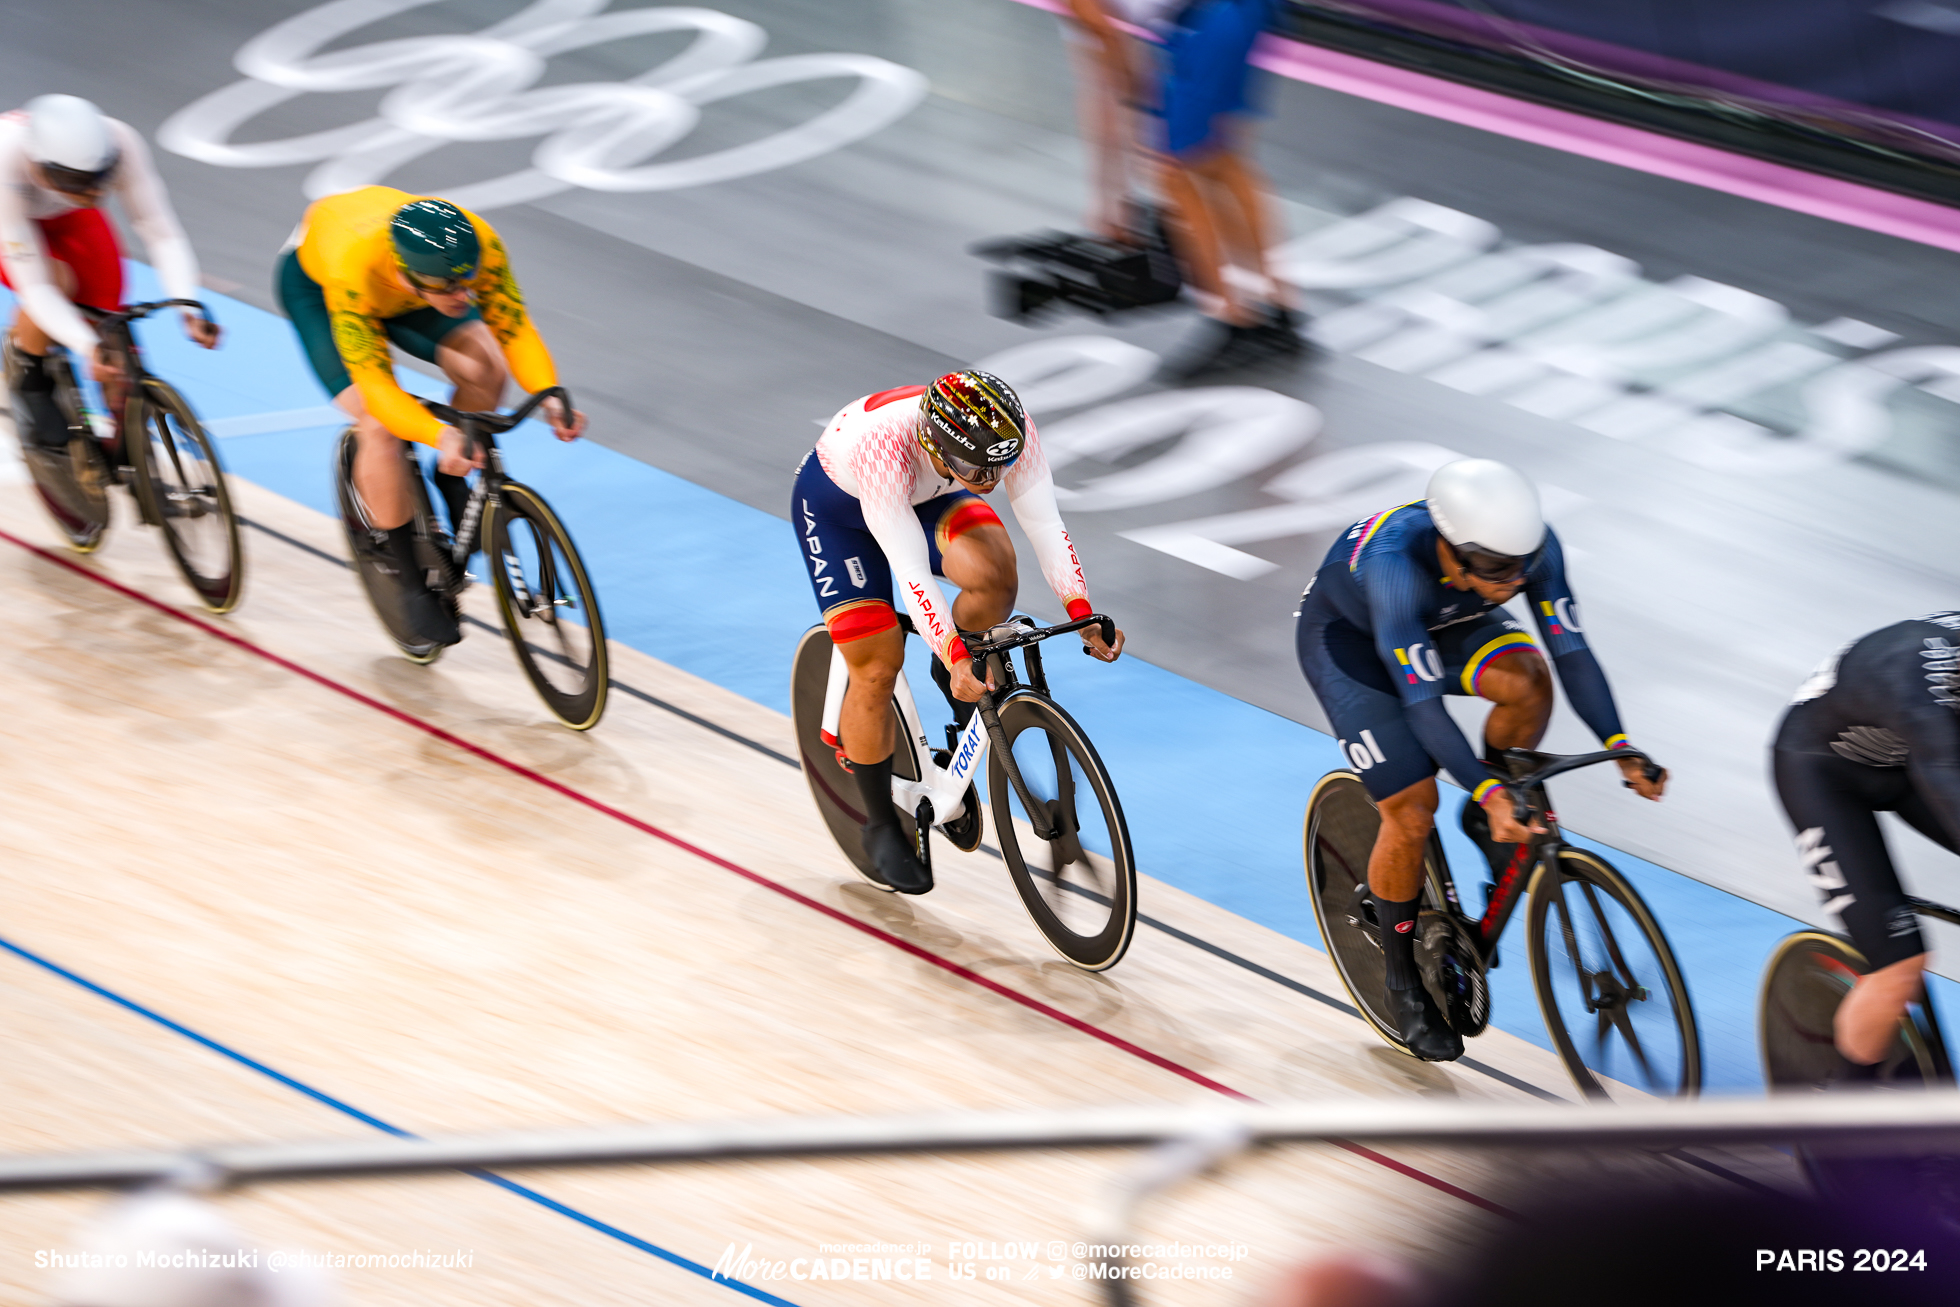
top-left (1, 526), bottom-right (1517, 1222)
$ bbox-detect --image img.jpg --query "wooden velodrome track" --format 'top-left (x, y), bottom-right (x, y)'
top-left (0, 417), bottom-right (1770, 1304)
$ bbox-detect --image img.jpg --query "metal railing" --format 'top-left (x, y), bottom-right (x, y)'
top-left (5, 1093), bottom-right (1959, 1192)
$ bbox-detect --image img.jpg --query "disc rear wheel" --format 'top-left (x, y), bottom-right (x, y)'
top-left (1760, 931), bottom-right (1950, 1091)
top-left (333, 429), bottom-right (443, 664)
top-left (1304, 772), bottom-right (1428, 1050)
top-left (789, 624), bottom-right (917, 889)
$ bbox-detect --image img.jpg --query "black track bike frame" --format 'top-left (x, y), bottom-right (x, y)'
top-left (961, 613), bottom-right (1116, 844)
top-left (1427, 746), bottom-right (1662, 966)
top-left (69, 298), bottom-right (213, 471)
top-left (414, 385), bottom-right (570, 568)
top-left (891, 611), bottom-right (1115, 843)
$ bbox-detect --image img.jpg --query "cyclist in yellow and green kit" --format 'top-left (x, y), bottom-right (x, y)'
top-left (276, 184), bottom-right (586, 646)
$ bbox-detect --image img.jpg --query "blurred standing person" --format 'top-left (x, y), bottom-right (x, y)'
top-left (1153, 0), bottom-right (1302, 378)
top-left (1060, 0), bottom-right (1154, 242)
top-left (1059, 2), bottom-right (1301, 378)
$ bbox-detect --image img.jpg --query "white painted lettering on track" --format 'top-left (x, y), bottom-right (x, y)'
top-left (159, 0), bottom-right (929, 209)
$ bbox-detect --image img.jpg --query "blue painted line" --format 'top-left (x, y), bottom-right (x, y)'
top-left (0, 930), bottom-right (799, 1306)
top-left (13, 264), bottom-right (1955, 1097)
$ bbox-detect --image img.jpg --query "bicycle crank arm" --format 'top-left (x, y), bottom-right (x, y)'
top-left (977, 691), bottom-right (1057, 841)
top-left (912, 798), bottom-right (935, 877)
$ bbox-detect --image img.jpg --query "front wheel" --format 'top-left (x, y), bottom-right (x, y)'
top-left (987, 692), bottom-right (1136, 971)
top-left (129, 380), bottom-right (243, 612)
top-left (1527, 849), bottom-right (1701, 1099)
top-left (485, 481), bottom-right (608, 730)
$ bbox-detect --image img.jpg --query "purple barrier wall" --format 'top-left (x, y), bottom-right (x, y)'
top-left (1306, 0), bottom-right (1960, 154)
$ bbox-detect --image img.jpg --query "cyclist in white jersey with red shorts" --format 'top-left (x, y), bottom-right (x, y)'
top-left (792, 369), bottom-right (1125, 893)
top-left (2, 95), bottom-right (218, 531)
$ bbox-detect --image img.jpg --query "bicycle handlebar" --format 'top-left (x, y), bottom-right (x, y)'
top-left (1907, 897), bottom-right (1960, 930)
top-left (77, 299), bottom-right (214, 331)
top-left (418, 385), bottom-right (572, 435)
top-left (1496, 746), bottom-right (1662, 825)
top-left (966, 613), bottom-right (1116, 657)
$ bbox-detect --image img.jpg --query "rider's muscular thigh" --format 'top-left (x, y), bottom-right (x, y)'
top-left (943, 524), bottom-right (1017, 632)
top-left (1369, 779), bottom-right (1439, 902)
top-left (434, 321), bottom-right (508, 412)
top-left (838, 625), bottom-right (905, 767)
top-left (1478, 650), bottom-right (1552, 751)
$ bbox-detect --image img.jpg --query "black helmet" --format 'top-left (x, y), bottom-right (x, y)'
top-left (918, 370), bottom-right (1026, 487)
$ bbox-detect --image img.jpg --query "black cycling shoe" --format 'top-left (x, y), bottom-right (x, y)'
top-left (9, 385), bottom-right (72, 450)
top-left (404, 583), bottom-right (462, 648)
top-left (1260, 303), bottom-right (1309, 356)
top-left (371, 528), bottom-right (462, 648)
top-left (863, 823), bottom-right (933, 895)
top-left (1385, 983), bottom-right (1464, 1062)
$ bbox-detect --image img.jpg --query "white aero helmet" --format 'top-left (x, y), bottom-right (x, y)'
top-left (1425, 458), bottom-right (1545, 579)
top-left (24, 94), bottom-right (121, 195)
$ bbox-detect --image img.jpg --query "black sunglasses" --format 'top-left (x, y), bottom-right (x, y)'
top-left (39, 158), bottom-right (118, 198)
top-left (1451, 542), bottom-right (1534, 583)
top-left (941, 449), bottom-right (1002, 488)
top-left (402, 266), bottom-right (475, 295)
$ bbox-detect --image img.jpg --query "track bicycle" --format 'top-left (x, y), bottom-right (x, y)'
top-left (791, 613), bottom-right (1137, 970)
top-left (333, 386), bottom-right (608, 730)
top-left (1760, 902), bottom-right (1960, 1208)
top-left (6, 298), bottom-right (242, 611)
top-left (1305, 747), bottom-right (1701, 1099)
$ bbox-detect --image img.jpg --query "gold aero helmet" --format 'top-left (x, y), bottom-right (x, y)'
top-left (917, 370), bottom-right (1027, 488)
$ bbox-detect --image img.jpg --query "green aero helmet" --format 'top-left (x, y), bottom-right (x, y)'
top-left (389, 199), bottom-right (481, 288)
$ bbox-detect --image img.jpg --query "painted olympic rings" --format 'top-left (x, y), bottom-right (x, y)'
top-left (158, 0), bottom-right (929, 209)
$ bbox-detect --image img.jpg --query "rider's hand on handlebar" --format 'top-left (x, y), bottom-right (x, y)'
top-left (544, 396), bottom-right (586, 443)
top-left (1082, 622), bottom-right (1125, 662)
top-left (435, 425), bottom-right (484, 477)
top-left (1618, 754), bottom-right (1668, 801)
top-left (183, 315), bottom-right (221, 349)
top-left (1481, 787), bottom-right (1546, 844)
top-left (948, 655), bottom-right (995, 703)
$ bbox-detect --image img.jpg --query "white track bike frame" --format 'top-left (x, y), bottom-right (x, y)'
top-left (819, 643), bottom-right (986, 827)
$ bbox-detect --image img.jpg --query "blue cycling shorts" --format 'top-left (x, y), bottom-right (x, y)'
top-left (790, 451), bottom-right (1001, 643)
top-left (1296, 609), bottom-right (1539, 800)
top-left (1159, 0), bottom-right (1272, 156)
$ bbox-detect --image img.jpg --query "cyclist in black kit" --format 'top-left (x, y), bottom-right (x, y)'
top-left (1773, 614), bottom-right (1960, 1066)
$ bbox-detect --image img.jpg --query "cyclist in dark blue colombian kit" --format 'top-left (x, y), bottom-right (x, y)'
top-left (1296, 459), bottom-right (1668, 1061)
